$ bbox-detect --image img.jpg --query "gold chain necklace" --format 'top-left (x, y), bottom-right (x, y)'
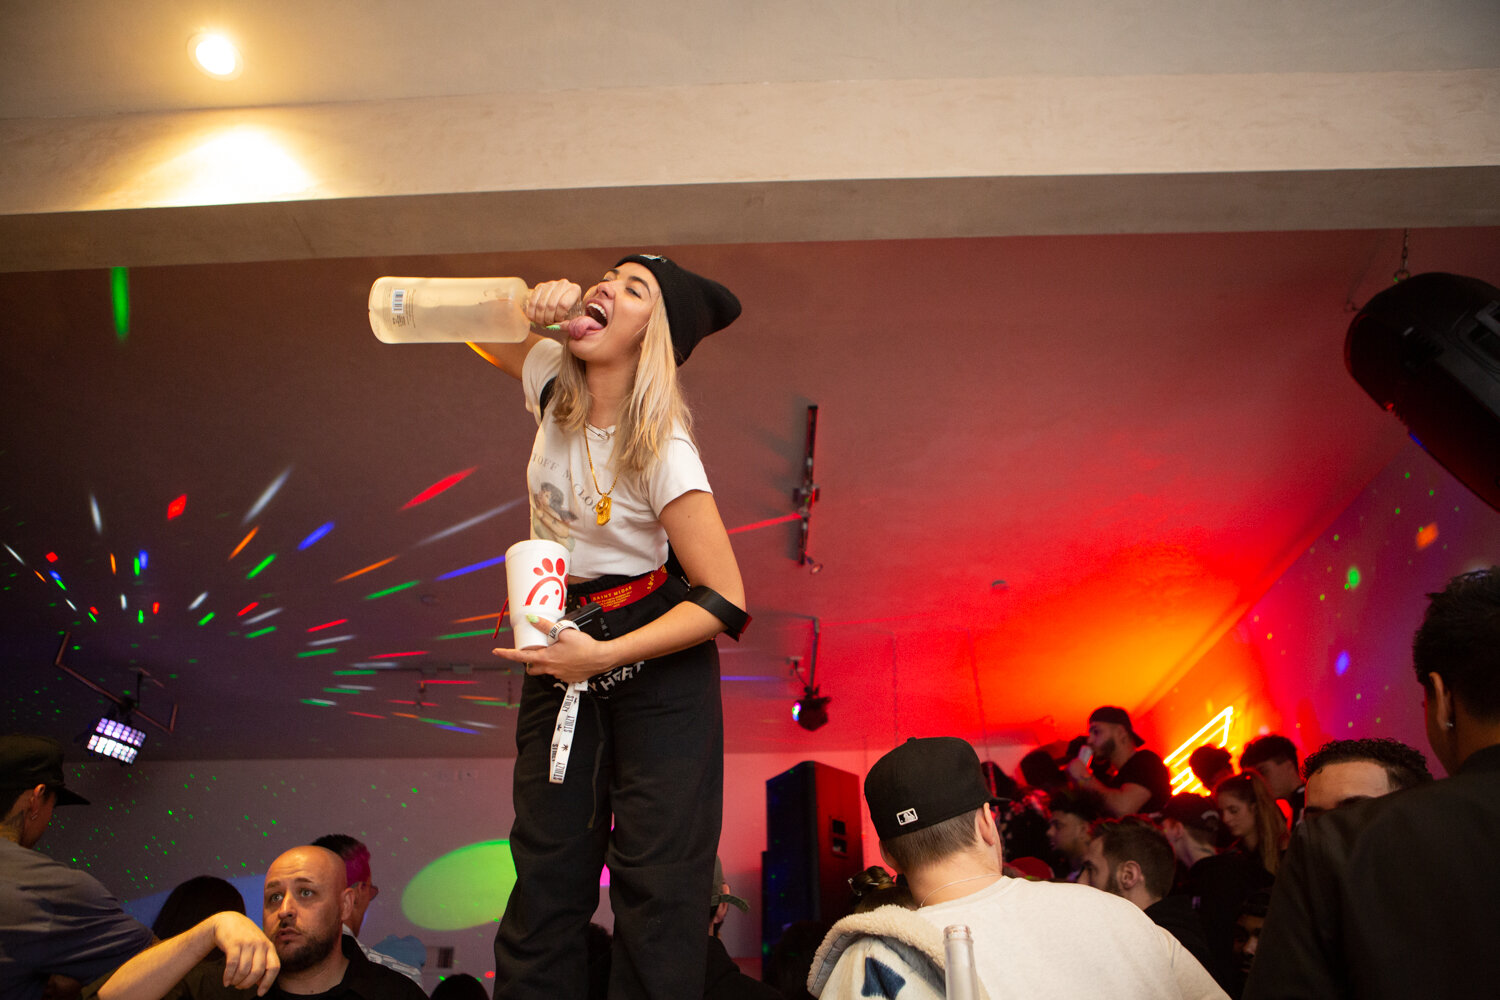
top-left (583, 429), bottom-right (621, 526)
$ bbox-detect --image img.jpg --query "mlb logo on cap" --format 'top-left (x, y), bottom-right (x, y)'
top-left (864, 736), bottom-right (1001, 841)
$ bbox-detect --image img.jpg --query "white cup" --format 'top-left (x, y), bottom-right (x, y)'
top-left (505, 539), bottom-right (570, 649)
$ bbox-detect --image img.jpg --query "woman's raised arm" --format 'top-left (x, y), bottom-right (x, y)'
top-left (466, 279), bottom-right (582, 379)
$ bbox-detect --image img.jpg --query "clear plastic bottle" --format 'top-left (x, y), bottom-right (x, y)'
top-left (943, 925), bottom-right (981, 1000)
top-left (368, 276), bottom-right (541, 344)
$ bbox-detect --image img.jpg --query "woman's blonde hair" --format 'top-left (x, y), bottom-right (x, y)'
top-left (546, 295), bottom-right (693, 479)
top-left (1214, 771), bottom-right (1287, 877)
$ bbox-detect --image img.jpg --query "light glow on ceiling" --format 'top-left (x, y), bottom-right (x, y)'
top-left (190, 33), bottom-right (243, 79)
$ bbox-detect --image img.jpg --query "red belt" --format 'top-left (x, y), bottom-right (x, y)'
top-left (494, 567), bottom-right (670, 640)
top-left (574, 567), bottom-right (669, 612)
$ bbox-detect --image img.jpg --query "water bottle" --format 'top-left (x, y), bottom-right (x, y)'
top-left (369, 276), bottom-right (568, 344)
top-left (943, 925), bottom-right (981, 1000)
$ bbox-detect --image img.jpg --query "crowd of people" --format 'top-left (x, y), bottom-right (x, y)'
top-left (793, 566), bottom-right (1497, 999)
top-left (3, 565), bottom-right (1496, 1000)
top-left (0, 731), bottom-right (774, 1000)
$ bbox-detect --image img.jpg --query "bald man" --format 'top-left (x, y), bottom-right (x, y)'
top-left (95, 847), bottom-right (424, 1000)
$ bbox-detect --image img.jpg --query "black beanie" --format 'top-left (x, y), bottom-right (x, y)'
top-left (616, 254), bottom-right (741, 365)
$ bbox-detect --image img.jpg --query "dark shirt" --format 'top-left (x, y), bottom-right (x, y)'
top-left (703, 937), bottom-right (780, 1000)
top-left (1284, 785), bottom-right (1305, 828)
top-left (1143, 895), bottom-right (1221, 989)
top-left (1106, 749), bottom-right (1172, 814)
top-left (998, 794), bottom-right (1058, 875)
top-left (1175, 849), bottom-right (1271, 992)
top-left (1244, 743), bottom-right (1500, 1000)
top-left (164, 936), bottom-right (425, 1000)
top-left (0, 839), bottom-right (154, 1000)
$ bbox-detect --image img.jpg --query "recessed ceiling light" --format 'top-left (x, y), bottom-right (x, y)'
top-left (190, 32), bottom-right (242, 79)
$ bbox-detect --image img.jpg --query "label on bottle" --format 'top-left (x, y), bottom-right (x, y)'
top-left (390, 288), bottom-right (406, 317)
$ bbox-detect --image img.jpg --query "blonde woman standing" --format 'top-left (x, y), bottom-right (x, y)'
top-left (475, 255), bottom-right (747, 999)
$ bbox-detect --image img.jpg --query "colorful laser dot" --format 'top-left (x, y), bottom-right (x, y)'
top-left (1416, 522), bottom-right (1439, 550)
top-left (238, 602), bottom-right (259, 617)
top-left (89, 495), bottom-right (103, 534)
top-left (1335, 651), bottom-right (1350, 677)
top-left (298, 522), bottom-right (334, 550)
top-left (403, 468), bottom-right (477, 509)
top-left (365, 580), bottom-right (421, 600)
top-left (435, 555), bottom-right (507, 581)
top-left (1344, 567), bottom-right (1361, 590)
top-left (246, 554), bottom-right (276, 580)
top-left (107, 266), bottom-right (131, 341)
top-left (167, 495), bottom-right (187, 520)
top-left (244, 467), bottom-right (292, 525)
top-left (307, 634), bottom-right (353, 646)
top-left (229, 527), bottom-right (258, 560)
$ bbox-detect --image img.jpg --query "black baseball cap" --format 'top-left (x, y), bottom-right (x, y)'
top-left (0, 734), bottom-right (89, 806)
top-left (615, 254), bottom-right (741, 365)
top-left (865, 737), bottom-right (999, 841)
top-left (1089, 706), bottom-right (1146, 747)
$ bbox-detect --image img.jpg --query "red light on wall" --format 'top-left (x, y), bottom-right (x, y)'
top-left (237, 602), bottom-right (259, 617)
top-left (45, 552), bottom-right (58, 563)
top-left (167, 494), bottom-right (187, 519)
top-left (403, 467), bottom-right (477, 509)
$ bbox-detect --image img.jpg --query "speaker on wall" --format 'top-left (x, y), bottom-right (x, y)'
top-left (1346, 272), bottom-right (1500, 511)
top-left (761, 760), bottom-right (866, 954)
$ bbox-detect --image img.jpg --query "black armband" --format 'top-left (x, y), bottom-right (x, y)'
top-left (684, 586), bottom-right (751, 641)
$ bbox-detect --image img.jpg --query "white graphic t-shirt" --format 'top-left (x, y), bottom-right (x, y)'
top-left (522, 338), bottom-right (711, 580)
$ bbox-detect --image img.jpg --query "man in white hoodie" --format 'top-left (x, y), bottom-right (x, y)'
top-left (807, 737), bottom-right (1224, 1000)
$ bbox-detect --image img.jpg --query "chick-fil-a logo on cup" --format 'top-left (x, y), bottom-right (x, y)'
top-left (506, 540), bottom-right (569, 649)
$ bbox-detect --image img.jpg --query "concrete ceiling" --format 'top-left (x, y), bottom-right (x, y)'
top-left (1, 1), bottom-right (1497, 760)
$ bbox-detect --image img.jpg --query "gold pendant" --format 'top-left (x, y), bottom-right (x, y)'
top-left (595, 495), bottom-right (612, 526)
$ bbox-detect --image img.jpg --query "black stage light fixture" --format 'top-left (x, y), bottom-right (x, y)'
top-left (86, 718), bottom-right (146, 764)
top-left (793, 685), bottom-right (830, 731)
top-left (1346, 272), bottom-right (1500, 511)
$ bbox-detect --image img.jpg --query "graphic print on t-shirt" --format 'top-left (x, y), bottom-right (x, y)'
top-left (531, 480), bottom-right (579, 550)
